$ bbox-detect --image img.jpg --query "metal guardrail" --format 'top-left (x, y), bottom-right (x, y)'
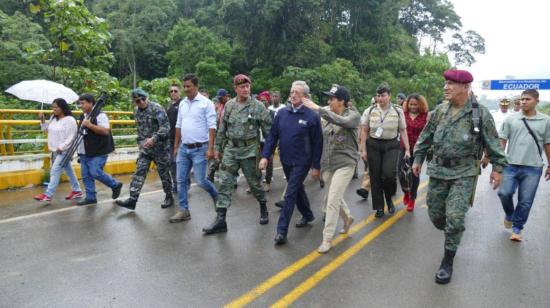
top-left (0, 135), bottom-right (138, 144)
top-left (0, 109), bottom-right (137, 170)
top-left (0, 109), bottom-right (133, 117)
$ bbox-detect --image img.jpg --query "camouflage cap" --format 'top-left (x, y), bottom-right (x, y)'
top-left (131, 88), bottom-right (148, 98)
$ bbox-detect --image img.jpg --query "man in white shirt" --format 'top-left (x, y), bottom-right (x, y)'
top-left (491, 98), bottom-right (512, 134)
top-left (169, 74), bottom-right (219, 223)
top-left (268, 91), bottom-right (286, 117)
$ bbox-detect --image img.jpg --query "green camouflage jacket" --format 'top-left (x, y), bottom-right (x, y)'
top-left (215, 96), bottom-right (272, 158)
top-left (414, 96), bottom-right (507, 179)
top-left (134, 101), bottom-right (170, 150)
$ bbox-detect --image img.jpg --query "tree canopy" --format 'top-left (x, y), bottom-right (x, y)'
top-left (0, 0), bottom-right (488, 111)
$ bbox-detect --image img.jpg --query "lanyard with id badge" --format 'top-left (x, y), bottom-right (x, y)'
top-left (374, 108), bottom-right (390, 138)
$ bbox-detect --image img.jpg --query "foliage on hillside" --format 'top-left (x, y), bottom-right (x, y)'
top-left (0, 0), bottom-right (487, 111)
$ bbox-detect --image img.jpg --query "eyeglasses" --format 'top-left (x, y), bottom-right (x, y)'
top-left (169, 90), bottom-right (179, 93)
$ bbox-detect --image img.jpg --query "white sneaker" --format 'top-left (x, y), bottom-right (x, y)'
top-left (318, 241), bottom-right (332, 254)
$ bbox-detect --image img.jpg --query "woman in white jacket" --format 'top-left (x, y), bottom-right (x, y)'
top-left (34, 98), bottom-right (82, 202)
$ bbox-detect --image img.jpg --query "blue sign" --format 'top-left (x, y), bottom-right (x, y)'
top-left (482, 79), bottom-right (550, 90)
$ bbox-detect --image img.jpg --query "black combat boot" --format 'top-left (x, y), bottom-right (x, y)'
top-left (115, 198), bottom-right (136, 210)
top-left (274, 200), bottom-right (285, 209)
top-left (202, 208), bottom-right (227, 235)
top-left (435, 249), bottom-right (456, 284)
top-left (161, 194), bottom-right (174, 209)
top-left (259, 202), bottom-right (269, 225)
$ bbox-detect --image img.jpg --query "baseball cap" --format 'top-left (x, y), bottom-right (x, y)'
top-left (322, 84), bottom-right (350, 103)
top-left (217, 89), bottom-right (228, 97)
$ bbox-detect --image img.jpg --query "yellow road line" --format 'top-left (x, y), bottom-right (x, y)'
top-left (225, 182), bottom-right (428, 308)
top-left (0, 167), bottom-right (285, 224)
top-left (271, 206), bottom-right (413, 307)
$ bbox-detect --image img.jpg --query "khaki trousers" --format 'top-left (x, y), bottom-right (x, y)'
top-left (321, 165), bottom-right (355, 241)
top-left (361, 162), bottom-right (371, 190)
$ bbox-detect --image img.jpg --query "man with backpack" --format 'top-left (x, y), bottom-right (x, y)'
top-left (412, 69), bottom-right (507, 285)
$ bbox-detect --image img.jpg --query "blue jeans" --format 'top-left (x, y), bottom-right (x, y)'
top-left (498, 165), bottom-right (543, 232)
top-left (45, 151), bottom-right (81, 197)
top-left (278, 164), bottom-right (314, 236)
top-left (176, 144), bottom-right (218, 210)
top-left (80, 155), bottom-right (119, 201)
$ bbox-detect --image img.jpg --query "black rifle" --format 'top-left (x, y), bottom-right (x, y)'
top-left (60, 94), bottom-right (108, 168)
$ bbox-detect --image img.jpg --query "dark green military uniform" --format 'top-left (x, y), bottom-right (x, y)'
top-left (129, 101), bottom-right (173, 201)
top-left (215, 96), bottom-right (272, 208)
top-left (414, 96), bottom-right (507, 252)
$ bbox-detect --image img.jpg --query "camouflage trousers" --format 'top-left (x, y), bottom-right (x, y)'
top-left (216, 152), bottom-right (266, 209)
top-left (427, 176), bottom-right (476, 252)
top-left (129, 149), bottom-right (173, 201)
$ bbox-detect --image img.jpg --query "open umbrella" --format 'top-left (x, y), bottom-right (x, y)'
top-left (5, 79), bottom-right (79, 109)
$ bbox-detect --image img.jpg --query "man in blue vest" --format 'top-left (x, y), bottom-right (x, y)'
top-left (260, 80), bottom-right (323, 245)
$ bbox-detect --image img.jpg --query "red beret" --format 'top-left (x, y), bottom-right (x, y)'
top-left (233, 74), bottom-right (251, 86)
top-left (443, 69), bottom-right (473, 83)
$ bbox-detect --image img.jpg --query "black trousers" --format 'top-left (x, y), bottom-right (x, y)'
top-left (366, 138), bottom-right (400, 210)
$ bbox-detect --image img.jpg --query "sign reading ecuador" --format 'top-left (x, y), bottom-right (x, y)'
top-left (482, 79), bottom-right (550, 91)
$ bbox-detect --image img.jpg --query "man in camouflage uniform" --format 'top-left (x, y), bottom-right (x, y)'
top-left (203, 74), bottom-right (272, 235)
top-left (412, 69), bottom-right (507, 284)
top-left (115, 88), bottom-right (174, 210)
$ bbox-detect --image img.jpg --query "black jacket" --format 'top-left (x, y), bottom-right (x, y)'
top-left (79, 113), bottom-right (115, 157)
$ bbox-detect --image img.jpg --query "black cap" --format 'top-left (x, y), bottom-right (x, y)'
top-left (322, 85), bottom-right (350, 103)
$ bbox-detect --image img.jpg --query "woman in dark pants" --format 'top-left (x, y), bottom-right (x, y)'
top-left (400, 94), bottom-right (430, 211)
top-left (360, 83), bottom-right (410, 218)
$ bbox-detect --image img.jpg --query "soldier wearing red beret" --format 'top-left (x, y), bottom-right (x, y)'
top-left (412, 69), bottom-right (507, 284)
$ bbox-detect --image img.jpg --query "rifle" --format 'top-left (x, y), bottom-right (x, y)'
top-left (60, 94), bottom-right (108, 168)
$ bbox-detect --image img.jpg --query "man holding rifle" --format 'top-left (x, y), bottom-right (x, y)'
top-left (76, 93), bottom-right (123, 206)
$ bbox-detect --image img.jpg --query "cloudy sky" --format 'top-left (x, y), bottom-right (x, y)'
top-left (449, 0), bottom-right (550, 99)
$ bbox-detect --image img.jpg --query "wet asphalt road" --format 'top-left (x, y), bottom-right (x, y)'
top-left (0, 163), bottom-right (549, 308)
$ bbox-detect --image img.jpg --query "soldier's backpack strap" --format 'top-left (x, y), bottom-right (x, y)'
top-left (471, 95), bottom-right (481, 135)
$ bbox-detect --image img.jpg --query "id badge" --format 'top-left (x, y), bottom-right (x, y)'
top-left (374, 127), bottom-right (383, 138)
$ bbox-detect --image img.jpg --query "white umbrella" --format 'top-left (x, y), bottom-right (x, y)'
top-left (5, 79), bottom-right (79, 108)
